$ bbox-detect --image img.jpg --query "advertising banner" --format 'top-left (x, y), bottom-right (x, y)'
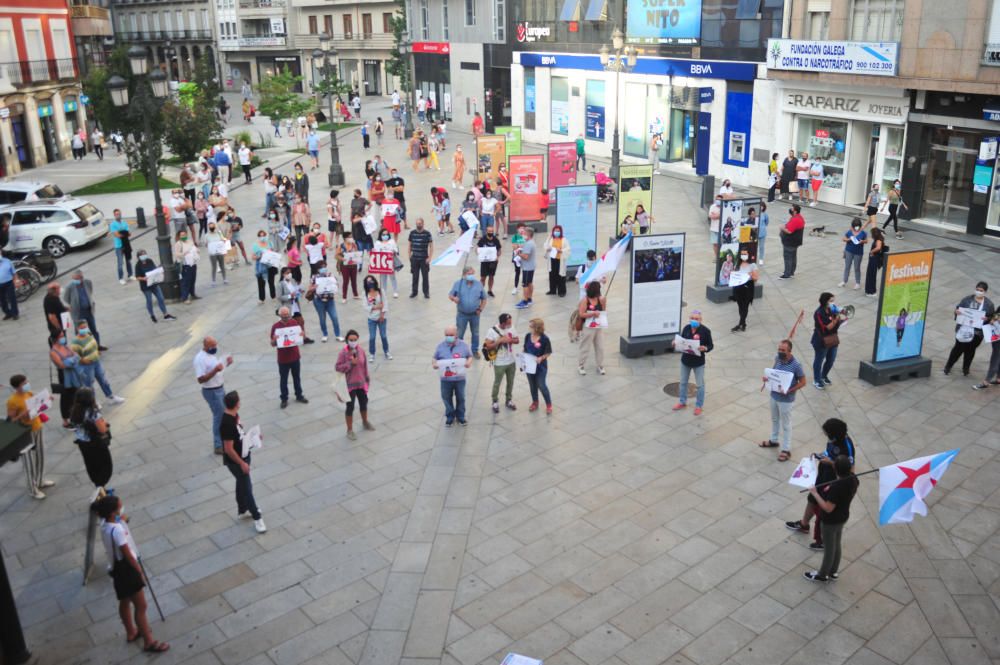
top-left (766, 39), bottom-right (899, 77)
top-left (617, 164), bottom-right (654, 236)
top-left (368, 250), bottom-right (395, 275)
top-left (585, 80), bottom-right (605, 141)
top-left (629, 233), bottom-right (685, 338)
top-left (714, 197), bottom-right (763, 286)
top-left (494, 126), bottom-right (522, 156)
top-left (555, 185), bottom-right (598, 269)
top-left (508, 154), bottom-right (545, 222)
top-left (626, 0), bottom-right (702, 45)
top-left (874, 250), bottom-right (934, 363)
top-left (547, 142), bottom-right (578, 204)
top-left (475, 135), bottom-right (506, 185)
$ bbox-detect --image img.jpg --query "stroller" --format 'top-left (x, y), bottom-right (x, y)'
top-left (595, 171), bottom-right (616, 203)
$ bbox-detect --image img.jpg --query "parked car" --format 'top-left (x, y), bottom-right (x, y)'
top-left (0, 198), bottom-right (106, 257)
top-left (0, 181), bottom-right (66, 205)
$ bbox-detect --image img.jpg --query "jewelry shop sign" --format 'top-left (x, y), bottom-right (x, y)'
top-left (767, 39), bottom-right (898, 77)
top-left (782, 89), bottom-right (908, 124)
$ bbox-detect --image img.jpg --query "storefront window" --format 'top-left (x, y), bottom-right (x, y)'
top-left (524, 67), bottom-right (535, 130)
top-left (796, 116), bottom-right (847, 190)
top-left (584, 80), bottom-right (606, 141)
top-left (551, 76), bottom-right (569, 135)
top-left (879, 126), bottom-right (904, 194)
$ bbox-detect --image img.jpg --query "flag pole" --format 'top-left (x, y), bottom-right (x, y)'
top-left (797, 467), bottom-right (879, 493)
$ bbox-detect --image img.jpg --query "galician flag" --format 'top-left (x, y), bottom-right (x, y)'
top-left (578, 232), bottom-right (632, 299)
top-left (878, 449), bottom-right (959, 525)
top-left (432, 219), bottom-right (479, 266)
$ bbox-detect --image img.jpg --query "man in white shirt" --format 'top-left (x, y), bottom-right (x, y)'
top-left (238, 142), bottom-right (253, 184)
top-left (91, 128), bottom-right (105, 160)
top-left (808, 158), bottom-right (824, 207)
top-left (417, 96), bottom-right (427, 124)
top-left (391, 90), bottom-right (400, 109)
top-left (484, 312), bottom-right (520, 413)
top-left (169, 189), bottom-right (190, 234)
top-left (796, 152), bottom-right (813, 205)
top-left (194, 336), bottom-right (233, 454)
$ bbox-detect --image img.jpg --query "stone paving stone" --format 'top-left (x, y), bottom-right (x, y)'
top-left (939, 638), bottom-right (994, 665)
top-left (213, 609), bottom-right (313, 665)
top-left (403, 590), bottom-right (455, 658)
top-left (730, 593), bottom-right (791, 634)
top-left (908, 577), bottom-right (973, 638)
top-left (493, 581), bottom-right (589, 639)
top-left (567, 623), bottom-right (633, 665)
top-left (724, 623), bottom-right (807, 665)
top-left (178, 562), bottom-right (258, 607)
top-left (616, 621), bottom-right (694, 665)
top-left (866, 601), bottom-right (935, 664)
top-left (671, 589), bottom-right (743, 637)
top-left (446, 624), bottom-right (513, 665)
top-left (267, 611), bottom-right (368, 665)
top-left (952, 594), bottom-right (1000, 659)
top-left (301, 578), bottom-right (380, 625)
top-left (679, 618), bottom-right (756, 665)
top-left (555, 586), bottom-right (636, 638)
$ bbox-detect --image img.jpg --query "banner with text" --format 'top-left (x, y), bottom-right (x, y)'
top-left (873, 249), bottom-right (935, 363)
top-left (627, 0), bottom-right (702, 45)
top-left (547, 142), bottom-right (578, 204)
top-left (475, 135), bottom-right (507, 185)
top-left (494, 126), bottom-right (522, 156)
top-left (617, 164), bottom-right (654, 236)
top-left (767, 39), bottom-right (899, 77)
top-left (509, 154), bottom-right (545, 223)
top-left (555, 185), bottom-right (598, 269)
top-left (629, 233), bottom-right (685, 338)
top-left (368, 250), bottom-right (395, 275)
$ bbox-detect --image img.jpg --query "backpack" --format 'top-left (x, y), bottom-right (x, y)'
top-left (482, 326), bottom-right (501, 362)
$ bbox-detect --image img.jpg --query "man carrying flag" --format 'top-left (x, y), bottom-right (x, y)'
top-left (804, 455), bottom-right (858, 583)
top-left (878, 449), bottom-right (959, 525)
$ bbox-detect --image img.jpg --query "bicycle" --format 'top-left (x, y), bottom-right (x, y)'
top-left (13, 264), bottom-right (42, 302)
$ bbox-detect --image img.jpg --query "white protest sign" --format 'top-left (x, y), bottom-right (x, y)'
top-left (245, 425), bottom-right (263, 452)
top-left (144, 266), bottom-right (164, 285)
top-left (26, 390), bottom-right (53, 419)
top-left (788, 456), bottom-right (818, 488)
top-left (764, 367), bottom-right (794, 394)
top-left (728, 271), bottom-right (751, 287)
top-left (585, 312), bottom-right (608, 329)
top-left (208, 240), bottom-right (231, 256)
top-left (956, 307), bottom-right (986, 329)
top-left (673, 336), bottom-right (701, 356)
top-left (477, 246), bottom-right (498, 262)
top-left (437, 357), bottom-right (467, 379)
top-left (274, 325), bottom-right (303, 348)
top-left (517, 353), bottom-right (537, 375)
top-left (315, 276), bottom-right (338, 295)
top-left (260, 250), bottom-right (283, 267)
top-left (362, 215), bottom-right (378, 236)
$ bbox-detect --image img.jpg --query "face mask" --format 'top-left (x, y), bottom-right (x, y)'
top-left (313, 227), bottom-right (321, 233)
top-left (445, 335), bottom-right (456, 344)
top-left (382, 235), bottom-right (390, 241)
top-left (71, 279), bottom-right (81, 286)
top-left (852, 225), bottom-right (861, 231)
top-left (138, 253), bottom-right (147, 260)
top-left (319, 268), bottom-right (328, 275)
top-left (284, 275), bottom-right (292, 281)
top-left (20, 382), bottom-right (31, 393)
top-left (58, 336), bottom-right (66, 345)
top-left (78, 328), bottom-right (89, 336)
top-left (976, 290), bottom-right (986, 298)
top-left (348, 340), bottom-right (358, 348)
top-left (180, 235), bottom-right (188, 241)
top-left (464, 274), bottom-right (475, 282)
top-left (259, 235), bottom-right (266, 240)
top-left (269, 214), bottom-right (277, 220)
top-left (740, 254), bottom-right (749, 261)
top-left (778, 351), bottom-right (788, 361)
top-left (553, 232), bottom-right (562, 238)
top-left (206, 347), bottom-right (218, 355)
top-left (689, 320), bottom-right (699, 329)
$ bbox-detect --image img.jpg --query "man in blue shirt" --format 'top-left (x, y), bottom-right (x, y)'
top-left (214, 146), bottom-right (232, 184)
top-left (109, 209), bottom-right (133, 284)
top-left (449, 266), bottom-right (487, 359)
top-left (0, 255), bottom-right (18, 320)
top-left (307, 130), bottom-right (321, 169)
top-left (432, 326), bottom-right (473, 426)
top-left (761, 339), bottom-right (807, 462)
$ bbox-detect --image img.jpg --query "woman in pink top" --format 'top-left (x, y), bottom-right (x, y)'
top-left (334, 329), bottom-right (375, 440)
top-left (285, 237), bottom-right (303, 283)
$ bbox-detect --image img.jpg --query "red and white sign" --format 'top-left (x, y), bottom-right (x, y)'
top-left (516, 22), bottom-right (552, 43)
top-left (367, 250), bottom-right (395, 275)
top-left (413, 42), bottom-right (450, 54)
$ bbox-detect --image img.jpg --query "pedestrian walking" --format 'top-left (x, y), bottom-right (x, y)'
top-left (92, 494), bottom-right (170, 653)
top-left (335, 330), bottom-right (375, 440)
top-left (452, 145), bottom-right (466, 189)
top-left (109, 210), bottom-right (134, 284)
top-left (575, 133), bottom-right (586, 170)
top-left (811, 292), bottom-right (842, 389)
top-left (523, 318), bottom-right (554, 414)
top-left (671, 311), bottom-right (713, 414)
top-left (880, 180), bottom-right (906, 239)
top-left (576, 281), bottom-right (607, 375)
top-left (408, 217), bottom-right (433, 298)
top-left (863, 184), bottom-right (881, 228)
top-left (767, 152), bottom-right (779, 202)
top-left (361, 121), bottom-right (371, 149)
top-left (514, 227), bottom-right (537, 309)
top-left (944, 281), bottom-right (996, 376)
top-left (375, 117), bottom-right (384, 147)
top-left (91, 128), bottom-right (105, 160)
top-left (864, 227), bottom-right (887, 296)
top-left (433, 325), bottom-right (473, 426)
top-left (271, 306), bottom-right (309, 408)
top-left (544, 225), bottom-right (571, 297)
top-left (220, 391), bottom-right (267, 533)
top-left (194, 336), bottom-right (232, 454)
top-left (803, 456), bottom-right (858, 582)
top-left (70, 388), bottom-right (113, 487)
top-left (64, 270), bottom-right (107, 349)
top-left (6, 374), bottom-right (54, 499)
top-left (134, 250), bottom-right (177, 323)
top-left (777, 204), bottom-right (805, 279)
top-left (484, 313), bottom-right (520, 414)
top-left (449, 266), bottom-right (487, 358)
top-left (759, 339), bottom-right (807, 462)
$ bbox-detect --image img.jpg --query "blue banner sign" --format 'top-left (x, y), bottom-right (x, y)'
top-left (766, 39), bottom-right (898, 77)
top-left (516, 52), bottom-right (757, 81)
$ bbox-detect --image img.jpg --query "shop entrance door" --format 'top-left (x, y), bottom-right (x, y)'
top-left (669, 109), bottom-right (696, 162)
top-left (924, 145), bottom-right (977, 226)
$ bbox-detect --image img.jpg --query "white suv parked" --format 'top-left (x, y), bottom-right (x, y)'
top-left (0, 181), bottom-right (66, 205)
top-left (1, 199), bottom-right (107, 257)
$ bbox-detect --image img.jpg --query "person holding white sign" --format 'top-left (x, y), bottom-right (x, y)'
top-left (671, 311), bottom-right (713, 415)
top-left (945, 281), bottom-right (995, 376)
top-left (134, 250), bottom-right (176, 324)
top-left (576, 281), bottom-right (607, 376)
top-left (476, 225), bottom-right (502, 297)
top-left (760, 339), bottom-right (807, 462)
top-left (373, 229), bottom-right (400, 297)
top-left (203, 221), bottom-right (229, 286)
top-left (432, 325), bottom-right (473, 426)
top-left (335, 330), bottom-right (376, 440)
top-left (364, 281), bottom-right (392, 361)
top-left (336, 235), bottom-right (362, 302)
top-left (220, 391), bottom-right (267, 534)
top-left (543, 225), bottom-right (572, 298)
top-left (6, 374), bottom-right (54, 499)
top-left (173, 229), bottom-right (200, 303)
top-left (523, 318), bottom-right (554, 414)
top-left (973, 311), bottom-right (1000, 390)
top-left (731, 250), bottom-right (759, 332)
top-left (270, 307), bottom-right (309, 408)
top-left (253, 231), bottom-right (279, 303)
top-left (306, 262), bottom-right (342, 342)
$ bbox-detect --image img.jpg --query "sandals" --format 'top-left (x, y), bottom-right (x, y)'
top-left (759, 440), bottom-right (779, 448)
top-left (126, 632), bottom-right (140, 643)
top-left (777, 451), bottom-right (791, 462)
top-left (143, 641), bottom-right (170, 653)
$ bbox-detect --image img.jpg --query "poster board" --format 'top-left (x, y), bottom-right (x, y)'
top-left (494, 126), bottom-right (522, 156)
top-left (508, 154), bottom-right (545, 223)
top-left (873, 249), bottom-right (934, 363)
top-left (617, 164), bottom-right (654, 236)
top-left (367, 250), bottom-right (395, 275)
top-left (547, 142), bottom-right (578, 204)
top-left (629, 233), bottom-right (685, 338)
top-left (555, 185), bottom-right (598, 270)
top-left (475, 135), bottom-right (507, 185)
top-left (714, 197), bottom-right (762, 287)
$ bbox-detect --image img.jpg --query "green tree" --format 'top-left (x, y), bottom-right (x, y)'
top-left (256, 66), bottom-right (314, 146)
top-left (161, 99), bottom-right (222, 162)
top-left (192, 52), bottom-right (221, 103)
top-left (385, 2), bottom-right (410, 95)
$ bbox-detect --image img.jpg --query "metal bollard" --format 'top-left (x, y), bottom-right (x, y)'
top-left (136, 206), bottom-right (147, 229)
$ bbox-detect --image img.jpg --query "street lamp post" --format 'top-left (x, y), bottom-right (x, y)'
top-left (313, 33), bottom-right (345, 187)
top-left (599, 29), bottom-right (637, 181)
top-left (107, 46), bottom-right (180, 300)
top-left (401, 41), bottom-right (415, 136)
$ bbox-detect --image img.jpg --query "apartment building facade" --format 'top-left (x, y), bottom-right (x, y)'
top-left (111, 0), bottom-right (216, 80)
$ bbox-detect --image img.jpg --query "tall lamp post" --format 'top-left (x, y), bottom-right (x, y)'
top-left (401, 40), bottom-right (416, 136)
top-left (599, 29), bottom-right (637, 181)
top-left (313, 33), bottom-right (345, 187)
top-left (106, 47), bottom-right (179, 300)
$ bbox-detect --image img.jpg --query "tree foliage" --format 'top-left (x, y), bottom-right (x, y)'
top-left (385, 1), bottom-right (410, 94)
top-left (257, 66), bottom-right (315, 145)
top-left (161, 99), bottom-right (222, 162)
top-left (192, 52), bottom-right (221, 103)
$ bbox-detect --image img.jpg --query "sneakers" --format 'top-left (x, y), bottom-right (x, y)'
top-left (505, 401), bottom-right (517, 411)
top-left (837, 282), bottom-right (846, 287)
top-left (492, 401), bottom-right (500, 414)
top-left (823, 377), bottom-right (832, 386)
top-left (814, 381), bottom-right (825, 390)
top-left (672, 403), bottom-right (686, 411)
top-left (511, 288), bottom-right (518, 295)
top-left (809, 201), bottom-right (816, 207)
top-left (321, 336), bottom-right (328, 342)
top-left (528, 402), bottom-right (539, 412)
top-left (295, 396), bottom-right (309, 404)
top-left (853, 283), bottom-right (860, 290)
top-left (108, 395), bottom-right (126, 405)
top-left (459, 419), bottom-right (468, 426)
top-left (546, 405), bottom-right (553, 415)
top-left (31, 489), bottom-right (46, 500)
top-left (164, 314), bottom-right (177, 321)
top-left (778, 274), bottom-right (791, 280)
top-left (119, 279), bottom-right (127, 285)
top-left (785, 520), bottom-right (809, 533)
top-left (803, 571), bottom-right (830, 582)
top-left (896, 233), bottom-right (903, 239)
top-left (336, 336), bottom-right (345, 342)
top-left (598, 367), bottom-right (606, 375)
top-left (254, 518), bottom-right (267, 533)
top-left (578, 366), bottom-right (586, 375)
top-left (809, 542), bottom-right (824, 550)
top-left (369, 354), bottom-right (376, 362)
top-left (363, 421), bottom-right (376, 431)
top-left (973, 382), bottom-right (990, 390)
top-left (39, 479), bottom-right (56, 488)
top-left (385, 352), bottom-right (393, 360)
top-left (693, 407), bottom-right (702, 416)
top-left (393, 293), bottom-right (399, 298)
top-left (151, 315), bottom-right (157, 323)
top-left (347, 430), bottom-right (357, 441)
top-left (515, 299), bottom-right (532, 309)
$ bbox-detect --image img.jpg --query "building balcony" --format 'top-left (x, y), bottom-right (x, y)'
top-left (70, 5), bottom-right (114, 36)
top-left (0, 59), bottom-right (78, 87)
top-left (238, 0), bottom-right (285, 15)
top-left (119, 29), bottom-right (214, 41)
top-left (984, 44), bottom-right (1000, 66)
top-left (295, 32), bottom-right (394, 52)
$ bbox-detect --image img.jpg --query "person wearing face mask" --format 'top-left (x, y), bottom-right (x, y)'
top-left (109, 209), bottom-right (134, 285)
top-left (408, 217), bottom-right (433, 298)
top-left (839, 218), bottom-right (867, 290)
top-left (972, 311), bottom-right (1000, 390)
top-left (364, 281), bottom-right (391, 362)
top-left (194, 191), bottom-right (209, 241)
top-left (50, 331), bottom-right (83, 428)
top-left (671, 311), bottom-right (713, 414)
top-left (449, 267), bottom-right (488, 358)
top-left (523, 318), bottom-right (554, 414)
top-left (278, 267), bottom-right (314, 345)
top-left (730, 250), bottom-right (759, 332)
top-left (71, 387), bottom-right (114, 486)
top-left (380, 189), bottom-right (401, 242)
top-left (780, 149), bottom-right (798, 200)
top-left (811, 292), bottom-right (842, 389)
top-left (64, 270), bottom-right (107, 350)
top-left (265, 207), bottom-right (284, 252)
top-left (271, 306), bottom-right (309, 408)
top-left (7, 374), bottom-right (54, 499)
top-left (173, 229), bottom-right (200, 304)
top-left (293, 161), bottom-right (310, 202)
top-left (707, 196), bottom-right (722, 257)
top-left (225, 208), bottom-right (250, 266)
top-left (373, 228), bottom-right (400, 297)
top-left (203, 221), bottom-right (229, 286)
top-left (70, 322), bottom-right (123, 404)
top-left (291, 195), bottom-right (311, 249)
top-left (262, 167), bottom-right (278, 217)
top-left (252, 231), bottom-right (278, 303)
top-left (479, 188), bottom-right (499, 229)
top-left (718, 179), bottom-right (734, 198)
top-left (484, 313), bottom-right (520, 413)
top-left (477, 225), bottom-right (502, 297)
top-left (369, 173), bottom-right (387, 211)
top-left (543, 225), bottom-right (571, 297)
top-left (194, 336), bottom-right (233, 453)
top-left (452, 144), bottom-right (466, 189)
top-left (760, 339), bottom-right (806, 462)
top-left (220, 390), bottom-right (267, 533)
top-left (777, 204), bottom-right (806, 279)
top-left (305, 261), bottom-right (342, 342)
top-left (577, 281), bottom-right (608, 376)
top-left (385, 169), bottom-right (407, 229)
top-left (134, 250), bottom-right (177, 323)
top-left (432, 325), bottom-right (474, 426)
top-left (864, 227), bottom-right (887, 296)
top-left (304, 226), bottom-right (327, 277)
top-left (880, 180), bottom-right (907, 240)
top-left (944, 282), bottom-right (996, 376)
top-left (335, 330), bottom-right (375, 440)
top-left (863, 183), bottom-right (881, 228)
top-left (337, 234), bottom-right (361, 301)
